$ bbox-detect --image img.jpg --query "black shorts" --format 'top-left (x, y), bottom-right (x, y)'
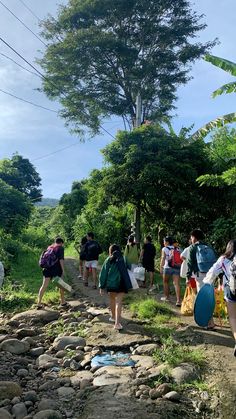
top-left (143, 261), bottom-right (155, 273)
top-left (43, 265), bottom-right (62, 279)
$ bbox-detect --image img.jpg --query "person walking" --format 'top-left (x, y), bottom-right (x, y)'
top-left (38, 237), bottom-right (66, 308)
top-left (160, 237), bottom-right (181, 306)
top-left (203, 240), bottom-right (236, 356)
top-left (83, 232), bottom-right (102, 289)
top-left (75, 236), bottom-right (87, 279)
top-left (124, 235), bottom-right (139, 271)
top-left (140, 236), bottom-right (156, 291)
top-left (99, 244), bottom-right (129, 330)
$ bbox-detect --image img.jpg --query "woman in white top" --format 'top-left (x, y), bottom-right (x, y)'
top-left (203, 239), bottom-right (236, 357)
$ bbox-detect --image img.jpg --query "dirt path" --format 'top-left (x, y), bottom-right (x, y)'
top-left (66, 257), bottom-right (236, 419)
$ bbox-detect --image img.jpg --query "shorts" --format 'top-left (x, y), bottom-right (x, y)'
top-left (85, 260), bottom-right (98, 269)
top-left (143, 262), bottom-right (154, 273)
top-left (163, 267), bottom-right (180, 276)
top-left (224, 285), bottom-right (236, 303)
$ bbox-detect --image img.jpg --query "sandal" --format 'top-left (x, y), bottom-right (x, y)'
top-left (114, 324), bottom-right (123, 331)
top-left (36, 304), bottom-right (43, 310)
top-left (84, 282), bottom-right (88, 287)
top-left (92, 285), bottom-right (97, 290)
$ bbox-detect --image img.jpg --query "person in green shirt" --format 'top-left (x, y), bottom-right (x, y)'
top-left (124, 235), bottom-right (139, 270)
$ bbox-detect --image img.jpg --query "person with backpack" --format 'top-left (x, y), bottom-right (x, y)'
top-left (38, 237), bottom-right (66, 308)
top-left (99, 244), bottom-right (131, 330)
top-left (124, 235), bottom-right (139, 271)
top-left (140, 235), bottom-right (156, 291)
top-left (187, 229), bottom-right (217, 292)
top-left (203, 240), bottom-right (236, 356)
top-left (160, 237), bottom-right (182, 306)
top-left (75, 236), bottom-right (87, 279)
top-left (83, 232), bottom-right (102, 289)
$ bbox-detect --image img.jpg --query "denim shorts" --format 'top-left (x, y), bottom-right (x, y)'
top-left (163, 267), bottom-right (180, 276)
top-left (224, 285), bottom-right (236, 303)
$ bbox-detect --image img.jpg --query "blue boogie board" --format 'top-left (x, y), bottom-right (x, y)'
top-left (194, 284), bottom-right (215, 327)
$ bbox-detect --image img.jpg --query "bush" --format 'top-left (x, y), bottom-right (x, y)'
top-left (21, 226), bottom-right (49, 250)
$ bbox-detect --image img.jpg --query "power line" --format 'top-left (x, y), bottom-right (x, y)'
top-left (0, 0), bottom-right (47, 47)
top-left (18, 0), bottom-right (41, 22)
top-left (0, 88), bottom-right (58, 113)
top-left (32, 141), bottom-right (83, 162)
top-left (0, 52), bottom-right (40, 78)
top-left (0, 36), bottom-right (116, 140)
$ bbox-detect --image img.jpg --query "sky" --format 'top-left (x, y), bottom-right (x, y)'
top-left (0, 0), bottom-right (235, 198)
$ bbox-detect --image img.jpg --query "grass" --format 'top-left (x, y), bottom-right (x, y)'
top-left (0, 246), bottom-right (71, 313)
top-left (45, 318), bottom-right (87, 339)
top-left (153, 336), bottom-right (205, 368)
top-left (172, 380), bottom-right (210, 392)
top-left (130, 297), bottom-right (173, 319)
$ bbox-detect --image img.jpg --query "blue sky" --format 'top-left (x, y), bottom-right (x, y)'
top-left (0, 0), bottom-right (235, 198)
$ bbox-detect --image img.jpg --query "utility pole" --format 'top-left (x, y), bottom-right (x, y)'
top-left (133, 93), bottom-right (142, 243)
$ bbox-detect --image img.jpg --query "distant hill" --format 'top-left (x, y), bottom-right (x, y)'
top-left (35, 198), bottom-right (59, 208)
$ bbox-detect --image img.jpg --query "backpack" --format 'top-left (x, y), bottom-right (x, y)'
top-left (195, 244), bottom-right (217, 273)
top-left (86, 241), bottom-right (100, 260)
top-left (168, 248), bottom-right (182, 269)
top-left (39, 246), bottom-right (58, 269)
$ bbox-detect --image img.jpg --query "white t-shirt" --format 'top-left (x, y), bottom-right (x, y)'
top-left (180, 246), bottom-right (190, 278)
top-left (162, 246), bottom-right (174, 269)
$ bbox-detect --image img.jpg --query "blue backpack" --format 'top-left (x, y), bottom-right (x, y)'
top-left (196, 244), bottom-right (217, 273)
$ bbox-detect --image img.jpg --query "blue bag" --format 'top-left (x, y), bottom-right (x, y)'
top-left (91, 352), bottom-right (136, 368)
top-left (194, 284), bottom-right (215, 327)
top-left (196, 244), bottom-right (217, 273)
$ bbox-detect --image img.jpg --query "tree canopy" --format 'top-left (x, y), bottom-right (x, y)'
top-left (39, 0), bottom-right (215, 134)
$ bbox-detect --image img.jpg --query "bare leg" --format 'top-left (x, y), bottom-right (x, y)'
top-left (149, 271), bottom-right (154, 287)
top-left (83, 267), bottom-right (89, 285)
top-left (109, 292), bottom-right (116, 319)
top-left (38, 277), bottom-right (50, 305)
top-left (173, 274), bottom-right (181, 303)
top-left (59, 288), bottom-right (65, 305)
top-left (115, 293), bottom-right (124, 328)
top-left (163, 273), bottom-right (170, 299)
top-left (79, 260), bottom-right (83, 277)
top-left (227, 301), bottom-right (236, 341)
top-left (92, 268), bottom-right (97, 287)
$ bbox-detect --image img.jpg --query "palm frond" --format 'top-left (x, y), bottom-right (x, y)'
top-left (192, 112), bottom-right (236, 140)
top-left (212, 81), bottom-right (236, 98)
top-left (205, 54), bottom-right (236, 77)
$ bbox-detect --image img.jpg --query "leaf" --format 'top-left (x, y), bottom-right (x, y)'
top-left (212, 81), bottom-right (236, 98)
top-left (192, 112), bottom-right (236, 140)
top-left (221, 167), bottom-right (236, 185)
top-left (196, 174), bottom-right (225, 187)
top-left (205, 54), bottom-right (236, 77)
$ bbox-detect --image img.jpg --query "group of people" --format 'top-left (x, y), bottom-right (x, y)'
top-left (37, 228), bottom-right (236, 356)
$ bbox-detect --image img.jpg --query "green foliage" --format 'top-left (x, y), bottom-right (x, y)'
top-left (39, 0), bottom-right (215, 133)
top-left (130, 298), bottom-right (173, 319)
top-left (153, 336), bottom-right (205, 367)
top-left (210, 216), bottom-right (236, 254)
top-left (45, 319), bottom-right (86, 339)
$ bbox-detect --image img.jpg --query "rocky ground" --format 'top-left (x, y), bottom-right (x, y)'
top-left (0, 258), bottom-right (235, 419)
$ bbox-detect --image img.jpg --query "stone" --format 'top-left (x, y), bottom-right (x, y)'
top-left (22, 337), bottom-right (35, 347)
top-left (12, 397), bottom-right (21, 405)
top-left (52, 336), bottom-right (86, 351)
top-left (38, 399), bottom-right (58, 411)
top-left (33, 410), bottom-right (62, 419)
top-left (0, 408), bottom-right (13, 419)
top-left (16, 329), bottom-right (36, 338)
top-left (10, 309), bottom-right (60, 325)
top-left (0, 339), bottom-right (30, 355)
top-left (12, 402), bottom-right (27, 419)
top-left (0, 382), bottom-right (22, 401)
top-left (156, 383), bottom-right (171, 396)
top-left (69, 360), bottom-right (80, 371)
top-left (39, 381), bottom-right (60, 391)
top-left (30, 347), bottom-right (44, 357)
top-left (36, 354), bottom-right (58, 369)
top-left (131, 355), bottom-right (154, 369)
top-left (57, 387), bottom-right (75, 399)
top-left (171, 363), bottom-right (199, 385)
top-left (163, 391), bottom-right (181, 402)
top-left (132, 343), bottom-right (159, 356)
top-left (80, 354), bottom-right (92, 368)
top-left (70, 371), bottom-right (93, 387)
top-left (149, 388), bottom-right (162, 400)
top-left (93, 366), bottom-right (134, 387)
top-left (80, 379), bottom-right (91, 390)
top-left (16, 369), bottom-right (28, 378)
top-left (55, 350), bottom-right (67, 359)
top-left (23, 391), bottom-right (38, 403)
top-left (25, 401), bottom-right (33, 407)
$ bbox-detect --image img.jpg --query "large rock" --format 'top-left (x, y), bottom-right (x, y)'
top-left (16, 329), bottom-right (36, 338)
top-left (93, 366), bottom-right (134, 387)
top-left (0, 408), bottom-right (13, 418)
top-left (53, 336), bottom-right (86, 351)
top-left (33, 410), bottom-right (62, 419)
top-left (131, 355), bottom-right (154, 369)
top-left (0, 339), bottom-right (29, 355)
top-left (12, 402), bottom-right (27, 419)
top-left (70, 371), bottom-right (93, 387)
top-left (10, 309), bottom-right (60, 325)
top-left (38, 399), bottom-right (58, 411)
top-left (132, 343), bottom-right (159, 356)
top-left (163, 391), bottom-right (181, 402)
top-left (0, 381), bottom-right (22, 400)
top-left (57, 387), bottom-right (75, 399)
top-left (171, 363), bottom-right (199, 384)
top-left (36, 354), bottom-right (59, 369)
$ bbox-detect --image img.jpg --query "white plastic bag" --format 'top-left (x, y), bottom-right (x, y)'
top-left (128, 270), bottom-right (139, 290)
top-left (53, 276), bottom-right (72, 292)
top-left (133, 266), bottom-right (145, 281)
top-left (0, 262), bottom-right (4, 288)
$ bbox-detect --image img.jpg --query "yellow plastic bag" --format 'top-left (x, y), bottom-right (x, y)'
top-left (214, 286), bottom-right (227, 324)
top-left (181, 286), bottom-right (195, 316)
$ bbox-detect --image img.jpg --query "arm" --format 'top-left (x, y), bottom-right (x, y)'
top-left (186, 245), bottom-right (195, 279)
top-left (203, 258), bottom-right (224, 285)
top-left (60, 259), bottom-right (65, 276)
top-left (139, 249), bottom-right (144, 263)
top-left (160, 249), bottom-right (165, 274)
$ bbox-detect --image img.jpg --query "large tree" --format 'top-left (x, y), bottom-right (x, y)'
top-left (39, 0), bottom-right (215, 134)
top-left (0, 154), bottom-right (42, 201)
